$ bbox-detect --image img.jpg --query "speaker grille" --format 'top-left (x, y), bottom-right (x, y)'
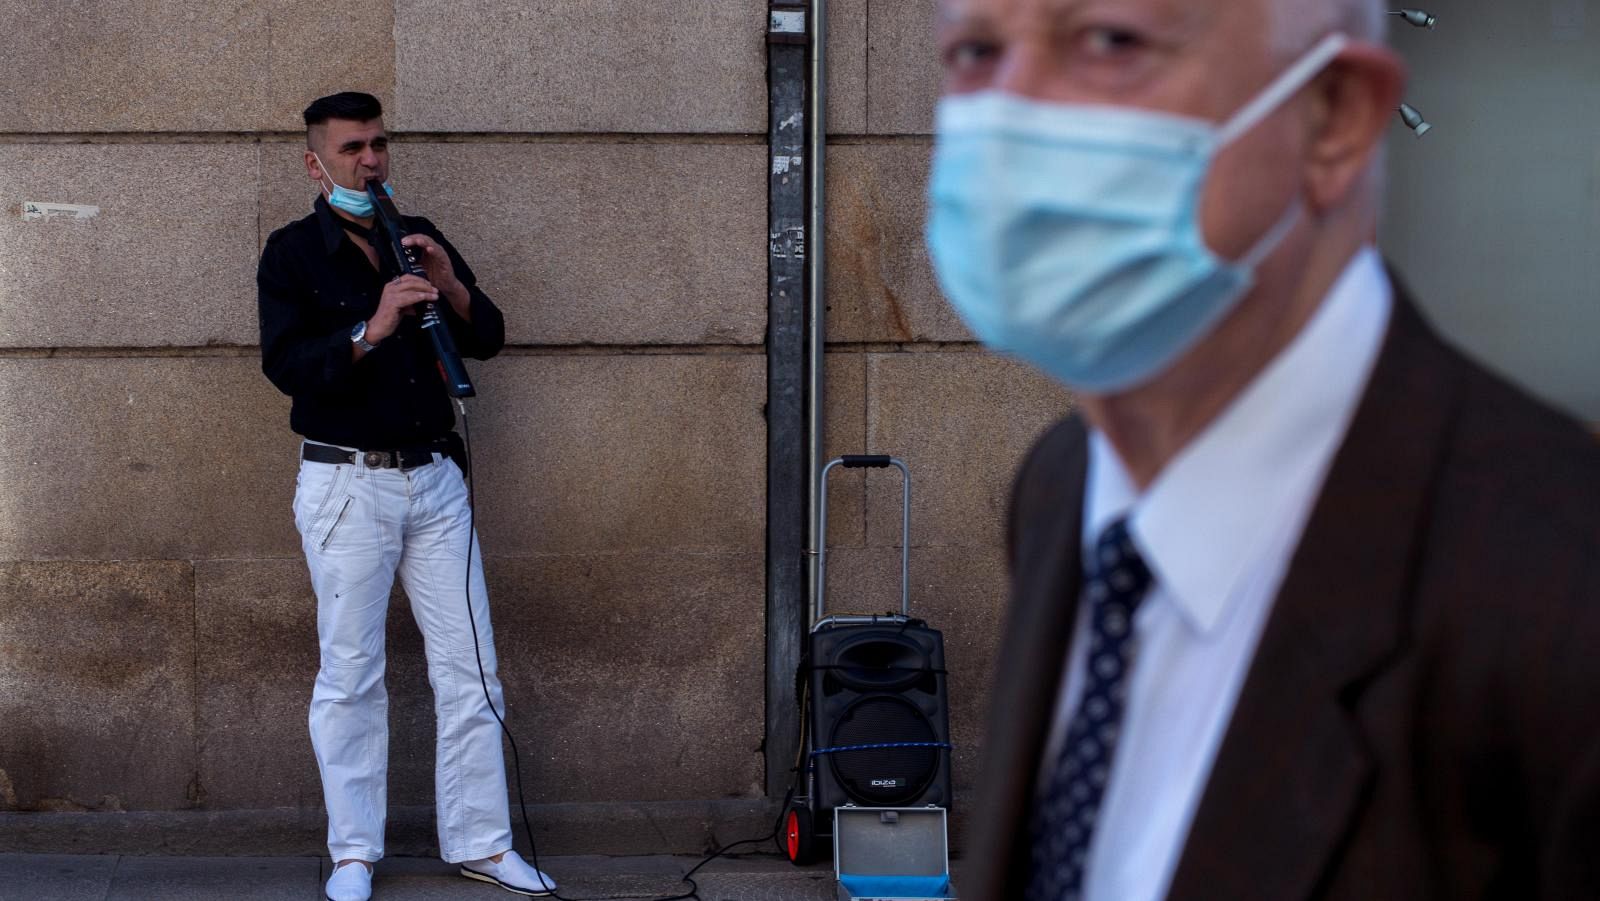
top-left (827, 695), bottom-right (938, 805)
top-left (828, 635), bottom-right (931, 693)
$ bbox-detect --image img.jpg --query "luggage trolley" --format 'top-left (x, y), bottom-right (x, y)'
top-left (784, 456), bottom-right (954, 867)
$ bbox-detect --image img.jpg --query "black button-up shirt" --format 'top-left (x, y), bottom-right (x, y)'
top-left (258, 195), bottom-right (505, 449)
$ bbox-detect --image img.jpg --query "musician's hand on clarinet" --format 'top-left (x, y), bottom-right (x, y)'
top-left (367, 275), bottom-right (439, 344)
top-left (401, 235), bottom-right (471, 319)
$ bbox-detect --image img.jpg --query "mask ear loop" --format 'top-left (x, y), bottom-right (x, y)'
top-left (310, 152), bottom-right (338, 199)
top-left (1216, 33), bottom-right (1350, 147)
top-left (1215, 33), bottom-right (1348, 268)
top-left (1237, 197), bottom-right (1305, 270)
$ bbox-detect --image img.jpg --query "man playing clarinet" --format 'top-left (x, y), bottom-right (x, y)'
top-left (257, 91), bottom-right (555, 901)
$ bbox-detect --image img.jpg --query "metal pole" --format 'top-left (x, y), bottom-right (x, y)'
top-left (764, 1), bottom-right (809, 799)
top-left (804, 0), bottom-right (828, 627)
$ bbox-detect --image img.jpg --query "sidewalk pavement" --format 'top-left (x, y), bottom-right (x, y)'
top-left (0, 854), bottom-right (861, 901)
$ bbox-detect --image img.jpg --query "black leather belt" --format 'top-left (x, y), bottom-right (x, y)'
top-left (302, 441), bottom-right (443, 471)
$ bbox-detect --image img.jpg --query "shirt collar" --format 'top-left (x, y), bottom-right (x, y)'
top-left (314, 194), bottom-right (346, 256)
top-left (1084, 246), bottom-right (1393, 635)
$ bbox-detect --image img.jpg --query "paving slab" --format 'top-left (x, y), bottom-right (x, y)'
top-left (0, 801), bottom-right (778, 860)
top-left (0, 854), bottom-right (854, 901)
top-left (104, 856), bottom-right (319, 901)
top-left (0, 854), bottom-right (117, 901)
top-left (343, 855), bottom-right (839, 901)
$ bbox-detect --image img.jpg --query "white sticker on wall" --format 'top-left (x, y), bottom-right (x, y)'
top-left (20, 201), bottom-right (100, 222)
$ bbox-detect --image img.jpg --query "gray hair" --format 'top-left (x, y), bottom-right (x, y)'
top-left (1272, 0), bottom-right (1387, 56)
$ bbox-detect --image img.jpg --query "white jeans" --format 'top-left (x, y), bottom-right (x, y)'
top-left (293, 445), bottom-right (513, 864)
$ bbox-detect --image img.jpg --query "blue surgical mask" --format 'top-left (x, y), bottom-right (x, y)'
top-left (926, 34), bottom-right (1348, 393)
top-left (313, 152), bottom-right (393, 219)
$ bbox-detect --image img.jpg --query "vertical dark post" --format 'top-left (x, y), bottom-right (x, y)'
top-left (804, 0), bottom-right (828, 626)
top-left (765, 2), bottom-right (809, 797)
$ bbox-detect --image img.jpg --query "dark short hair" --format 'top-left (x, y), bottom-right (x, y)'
top-left (303, 92), bottom-right (383, 136)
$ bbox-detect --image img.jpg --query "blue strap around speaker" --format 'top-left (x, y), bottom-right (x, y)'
top-left (810, 741), bottom-right (953, 758)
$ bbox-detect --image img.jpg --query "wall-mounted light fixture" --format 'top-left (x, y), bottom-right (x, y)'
top-left (1389, 9), bottom-right (1438, 29)
top-left (1398, 103), bottom-right (1432, 137)
top-left (1389, 11), bottom-right (1438, 136)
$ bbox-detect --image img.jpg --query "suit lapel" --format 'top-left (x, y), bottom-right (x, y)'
top-left (1168, 291), bottom-right (1464, 901)
top-left (966, 417), bottom-right (1090, 900)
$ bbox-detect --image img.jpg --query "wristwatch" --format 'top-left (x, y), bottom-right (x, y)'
top-left (350, 320), bottom-right (379, 353)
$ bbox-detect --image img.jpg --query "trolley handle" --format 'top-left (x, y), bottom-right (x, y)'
top-left (840, 455), bottom-right (893, 469)
top-left (815, 455), bottom-right (912, 625)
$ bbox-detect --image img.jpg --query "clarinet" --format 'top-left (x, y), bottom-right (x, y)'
top-left (364, 180), bottom-right (477, 398)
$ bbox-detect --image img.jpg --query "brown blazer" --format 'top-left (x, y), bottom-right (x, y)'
top-left (963, 289), bottom-right (1600, 900)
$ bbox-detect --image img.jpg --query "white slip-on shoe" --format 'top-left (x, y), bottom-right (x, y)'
top-left (325, 860), bottom-right (373, 901)
top-left (460, 850), bottom-right (558, 896)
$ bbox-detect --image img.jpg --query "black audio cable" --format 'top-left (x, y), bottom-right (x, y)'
top-left (455, 399), bottom-right (794, 901)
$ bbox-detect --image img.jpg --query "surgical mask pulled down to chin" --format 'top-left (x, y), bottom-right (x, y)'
top-left (925, 34), bottom-right (1348, 393)
top-left (313, 153), bottom-right (393, 219)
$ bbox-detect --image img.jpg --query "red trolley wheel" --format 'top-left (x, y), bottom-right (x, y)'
top-left (784, 805), bottom-right (817, 865)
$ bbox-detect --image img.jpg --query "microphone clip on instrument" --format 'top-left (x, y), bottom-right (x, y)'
top-left (364, 179), bottom-right (477, 398)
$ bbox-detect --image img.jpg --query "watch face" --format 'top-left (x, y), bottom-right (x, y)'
top-left (351, 321), bottom-right (366, 340)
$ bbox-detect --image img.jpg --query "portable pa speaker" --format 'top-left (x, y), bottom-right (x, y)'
top-left (808, 622), bottom-right (953, 812)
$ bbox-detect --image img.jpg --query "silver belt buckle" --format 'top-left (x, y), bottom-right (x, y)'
top-left (363, 451), bottom-right (386, 468)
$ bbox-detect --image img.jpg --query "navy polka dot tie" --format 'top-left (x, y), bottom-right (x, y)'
top-left (1025, 518), bottom-right (1153, 901)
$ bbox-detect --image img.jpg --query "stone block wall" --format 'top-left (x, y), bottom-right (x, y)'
top-left (821, 0), bottom-right (1073, 792)
top-left (0, 0), bottom-right (1069, 846)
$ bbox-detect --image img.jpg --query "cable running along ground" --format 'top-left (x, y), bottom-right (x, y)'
top-left (456, 399), bottom-right (793, 901)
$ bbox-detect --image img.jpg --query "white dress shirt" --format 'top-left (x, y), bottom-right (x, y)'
top-left (1041, 247), bottom-right (1393, 901)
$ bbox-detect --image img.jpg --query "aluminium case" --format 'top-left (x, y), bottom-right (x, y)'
top-left (833, 806), bottom-right (958, 900)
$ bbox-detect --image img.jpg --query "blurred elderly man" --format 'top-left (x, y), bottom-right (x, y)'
top-left (928, 1), bottom-right (1600, 899)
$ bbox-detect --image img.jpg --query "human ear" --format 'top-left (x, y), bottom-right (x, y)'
top-left (1302, 44), bottom-right (1406, 211)
top-left (304, 149), bottom-right (326, 185)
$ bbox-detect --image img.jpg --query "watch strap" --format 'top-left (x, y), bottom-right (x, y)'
top-left (350, 321), bottom-right (378, 353)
